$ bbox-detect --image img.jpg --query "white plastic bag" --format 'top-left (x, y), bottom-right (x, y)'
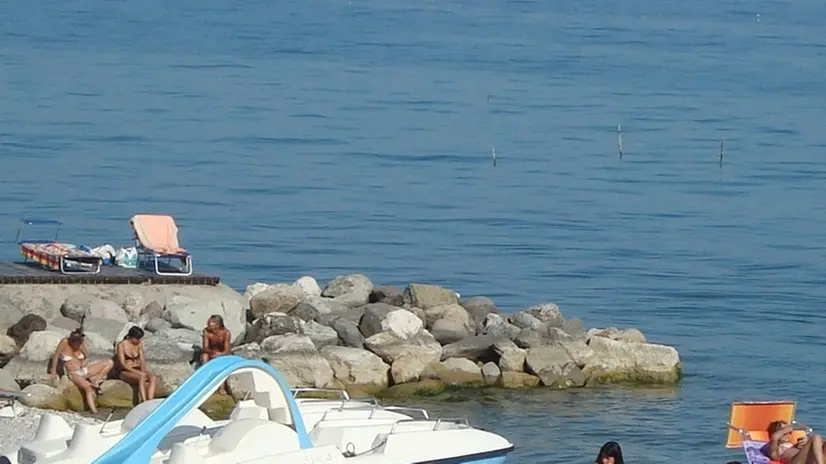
top-left (91, 244), bottom-right (117, 264)
top-left (116, 247), bottom-right (138, 268)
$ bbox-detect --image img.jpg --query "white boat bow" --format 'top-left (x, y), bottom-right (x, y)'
top-left (3, 356), bottom-right (514, 464)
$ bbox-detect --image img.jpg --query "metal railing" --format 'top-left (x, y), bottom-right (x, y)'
top-left (292, 390), bottom-right (381, 411)
top-left (387, 417), bottom-right (471, 435)
top-left (317, 405), bottom-right (431, 423)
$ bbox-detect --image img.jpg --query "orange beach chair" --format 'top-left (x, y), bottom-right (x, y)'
top-left (726, 401), bottom-right (812, 464)
top-left (129, 214), bottom-right (193, 276)
top-left (16, 219), bottom-right (102, 275)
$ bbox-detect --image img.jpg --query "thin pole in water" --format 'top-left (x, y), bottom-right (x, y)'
top-left (719, 139), bottom-right (725, 167)
top-left (487, 93), bottom-right (496, 167)
top-left (617, 124), bottom-right (624, 160)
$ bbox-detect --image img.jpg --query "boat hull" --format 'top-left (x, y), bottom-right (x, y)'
top-left (413, 445), bottom-right (514, 464)
top-left (464, 458), bottom-right (507, 464)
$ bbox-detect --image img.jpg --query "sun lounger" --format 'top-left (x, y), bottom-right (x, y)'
top-left (129, 214), bottom-right (193, 276)
top-left (726, 401), bottom-right (812, 464)
top-left (16, 219), bottom-right (102, 275)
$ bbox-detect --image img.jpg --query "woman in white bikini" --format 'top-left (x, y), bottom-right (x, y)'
top-left (48, 329), bottom-right (114, 414)
top-left (763, 420), bottom-right (826, 464)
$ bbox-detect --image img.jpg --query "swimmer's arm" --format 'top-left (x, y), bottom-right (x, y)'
top-left (138, 343), bottom-right (148, 371)
top-left (222, 330), bottom-right (231, 355)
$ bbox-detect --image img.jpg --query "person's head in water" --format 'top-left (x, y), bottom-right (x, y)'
top-left (595, 441), bottom-right (624, 464)
top-left (124, 326), bottom-right (145, 345)
top-left (768, 420), bottom-right (792, 443)
top-left (206, 315), bottom-right (225, 331)
top-left (67, 329), bottom-right (85, 350)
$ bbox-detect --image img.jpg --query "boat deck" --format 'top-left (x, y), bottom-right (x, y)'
top-left (0, 261), bottom-right (220, 285)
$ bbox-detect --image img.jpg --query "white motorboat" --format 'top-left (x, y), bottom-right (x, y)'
top-left (3, 355), bottom-right (514, 464)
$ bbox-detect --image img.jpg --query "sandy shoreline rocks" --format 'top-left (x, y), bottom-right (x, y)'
top-left (0, 274), bottom-right (681, 412)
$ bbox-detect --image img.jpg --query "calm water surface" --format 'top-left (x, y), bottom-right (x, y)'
top-left (2, 0), bottom-right (826, 462)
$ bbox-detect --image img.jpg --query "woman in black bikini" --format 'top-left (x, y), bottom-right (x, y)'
top-left (115, 326), bottom-right (156, 404)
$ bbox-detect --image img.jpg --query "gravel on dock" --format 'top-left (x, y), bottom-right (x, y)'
top-left (0, 405), bottom-right (101, 457)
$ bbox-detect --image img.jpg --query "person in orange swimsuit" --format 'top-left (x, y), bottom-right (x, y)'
top-left (763, 420), bottom-right (825, 464)
top-left (48, 329), bottom-right (114, 414)
top-left (200, 315), bottom-right (232, 395)
top-left (114, 326), bottom-right (156, 404)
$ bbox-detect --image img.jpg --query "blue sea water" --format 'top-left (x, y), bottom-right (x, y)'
top-left (2, 0), bottom-right (826, 462)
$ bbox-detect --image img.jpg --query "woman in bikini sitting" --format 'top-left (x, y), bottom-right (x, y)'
top-left (114, 326), bottom-right (157, 404)
top-left (200, 315), bottom-right (232, 395)
top-left (763, 420), bottom-right (825, 464)
top-left (48, 329), bottom-right (114, 414)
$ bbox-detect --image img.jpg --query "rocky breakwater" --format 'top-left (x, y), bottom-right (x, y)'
top-left (0, 274), bottom-right (681, 412)
top-left (236, 274), bottom-right (681, 398)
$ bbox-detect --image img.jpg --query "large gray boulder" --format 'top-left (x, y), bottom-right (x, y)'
top-left (6, 314), bottom-right (47, 347)
top-left (320, 346), bottom-right (389, 390)
top-left (3, 330), bottom-right (67, 386)
top-left (361, 311), bottom-right (442, 385)
top-left (524, 303), bottom-right (564, 328)
top-left (290, 296), bottom-right (350, 321)
top-left (422, 358), bottom-right (484, 386)
top-left (358, 303), bottom-right (398, 338)
top-left (369, 285), bottom-right (404, 306)
top-left (403, 284), bottom-right (459, 310)
top-left (81, 318), bottom-right (130, 344)
top-left (301, 321), bottom-right (339, 349)
top-left (256, 334), bottom-right (336, 388)
top-left (481, 313), bottom-right (520, 340)
top-left (140, 334), bottom-right (195, 388)
top-left (493, 339), bottom-right (526, 373)
top-left (322, 274), bottom-right (373, 308)
top-left (322, 274), bottom-right (373, 298)
top-left (162, 295), bottom-right (246, 345)
top-left (428, 304), bottom-right (475, 344)
top-left (249, 285), bottom-right (304, 318)
top-left (60, 295), bottom-right (128, 323)
top-left (244, 276), bottom-right (323, 302)
top-left (245, 313), bottom-right (302, 344)
top-left (583, 336), bottom-right (680, 384)
top-left (525, 345), bottom-right (586, 388)
top-left (460, 296), bottom-right (499, 333)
